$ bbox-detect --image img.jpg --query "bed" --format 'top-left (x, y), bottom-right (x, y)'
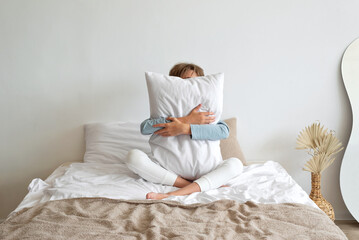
top-left (0, 124), bottom-right (347, 239)
top-left (1, 161), bottom-right (347, 239)
top-left (0, 119), bottom-right (347, 239)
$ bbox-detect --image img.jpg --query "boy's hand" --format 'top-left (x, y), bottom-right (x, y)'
top-left (179, 104), bottom-right (215, 124)
top-left (153, 117), bottom-right (191, 137)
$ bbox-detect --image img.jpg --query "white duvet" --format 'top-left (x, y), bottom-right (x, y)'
top-left (11, 161), bottom-right (318, 218)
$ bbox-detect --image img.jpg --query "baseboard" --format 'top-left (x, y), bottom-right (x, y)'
top-left (335, 220), bottom-right (358, 223)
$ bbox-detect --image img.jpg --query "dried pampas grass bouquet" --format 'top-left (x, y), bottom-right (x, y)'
top-left (296, 122), bottom-right (344, 220)
top-left (296, 122), bottom-right (344, 173)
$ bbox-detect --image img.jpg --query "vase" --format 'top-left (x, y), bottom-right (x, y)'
top-left (309, 172), bottom-right (335, 221)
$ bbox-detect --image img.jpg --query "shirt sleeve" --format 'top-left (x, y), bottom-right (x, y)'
top-left (190, 120), bottom-right (229, 141)
top-left (140, 117), bottom-right (171, 135)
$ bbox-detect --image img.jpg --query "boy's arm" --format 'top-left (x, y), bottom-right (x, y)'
top-left (190, 121), bottom-right (229, 140)
top-left (141, 104), bottom-right (228, 140)
top-left (140, 117), bottom-right (171, 135)
top-left (141, 104), bottom-right (211, 135)
top-left (151, 118), bottom-right (229, 141)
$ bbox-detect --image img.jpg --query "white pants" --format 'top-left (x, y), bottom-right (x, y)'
top-left (125, 149), bottom-right (243, 192)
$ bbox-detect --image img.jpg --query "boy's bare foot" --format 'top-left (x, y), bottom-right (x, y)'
top-left (146, 192), bottom-right (170, 200)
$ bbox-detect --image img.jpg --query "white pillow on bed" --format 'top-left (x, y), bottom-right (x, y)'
top-left (84, 122), bottom-right (151, 164)
top-left (145, 72), bottom-right (224, 180)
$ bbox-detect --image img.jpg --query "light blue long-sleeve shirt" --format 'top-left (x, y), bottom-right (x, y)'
top-left (140, 117), bottom-right (229, 141)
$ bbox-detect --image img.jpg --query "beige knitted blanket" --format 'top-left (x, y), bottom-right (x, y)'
top-left (0, 198), bottom-right (347, 240)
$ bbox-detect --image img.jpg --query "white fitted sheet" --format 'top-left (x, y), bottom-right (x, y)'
top-left (10, 161), bottom-right (318, 218)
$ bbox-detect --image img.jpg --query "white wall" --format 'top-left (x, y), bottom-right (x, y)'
top-left (0, 0), bottom-right (358, 219)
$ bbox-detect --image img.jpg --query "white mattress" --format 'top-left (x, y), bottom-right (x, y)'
top-left (10, 161), bottom-right (318, 218)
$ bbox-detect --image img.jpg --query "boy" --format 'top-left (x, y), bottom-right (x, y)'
top-left (125, 63), bottom-right (243, 199)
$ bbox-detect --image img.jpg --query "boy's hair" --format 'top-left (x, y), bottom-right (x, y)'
top-left (169, 63), bottom-right (204, 77)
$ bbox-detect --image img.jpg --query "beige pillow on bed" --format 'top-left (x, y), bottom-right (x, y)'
top-left (220, 118), bottom-right (247, 165)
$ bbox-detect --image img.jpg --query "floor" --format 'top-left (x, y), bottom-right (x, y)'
top-left (335, 220), bottom-right (359, 240)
